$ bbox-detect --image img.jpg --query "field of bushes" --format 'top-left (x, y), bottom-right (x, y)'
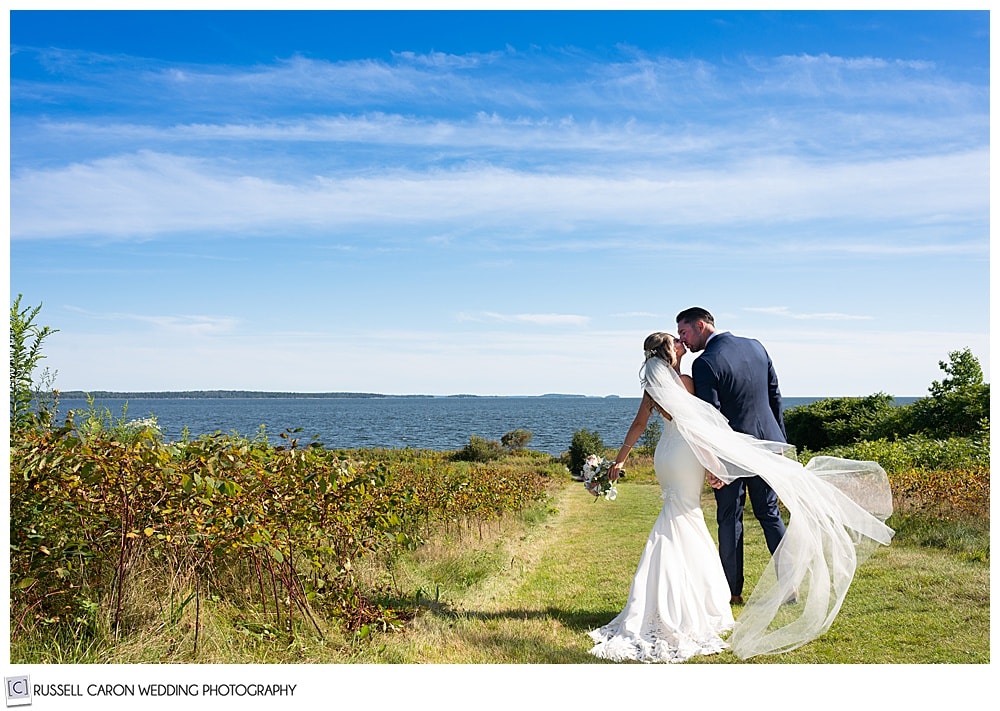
top-left (9, 420), bottom-right (561, 656)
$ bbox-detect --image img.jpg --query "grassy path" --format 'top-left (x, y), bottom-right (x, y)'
top-left (348, 479), bottom-right (988, 664)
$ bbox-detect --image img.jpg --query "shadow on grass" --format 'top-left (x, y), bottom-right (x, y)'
top-left (376, 586), bottom-right (619, 633)
top-left (419, 602), bottom-right (619, 633)
top-left (458, 627), bottom-right (601, 663)
top-left (447, 606), bottom-right (625, 663)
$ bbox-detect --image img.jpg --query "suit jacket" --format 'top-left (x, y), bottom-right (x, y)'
top-left (691, 331), bottom-right (787, 443)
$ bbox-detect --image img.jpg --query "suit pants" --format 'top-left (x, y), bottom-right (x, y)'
top-left (713, 475), bottom-right (787, 597)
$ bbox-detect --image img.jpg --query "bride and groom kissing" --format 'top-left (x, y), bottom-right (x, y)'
top-left (588, 307), bottom-right (895, 663)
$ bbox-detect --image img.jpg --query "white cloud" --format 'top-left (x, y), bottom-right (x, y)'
top-left (11, 149), bottom-right (988, 246)
top-left (392, 49), bottom-right (503, 69)
top-left (745, 307), bottom-right (874, 321)
top-left (23, 45), bottom-right (976, 115)
top-left (64, 306), bottom-right (239, 336)
top-left (612, 311), bottom-right (660, 318)
top-left (459, 312), bottom-right (591, 327)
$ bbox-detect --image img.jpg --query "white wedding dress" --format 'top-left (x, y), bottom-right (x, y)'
top-left (589, 356), bottom-right (894, 661)
top-left (588, 415), bottom-right (735, 663)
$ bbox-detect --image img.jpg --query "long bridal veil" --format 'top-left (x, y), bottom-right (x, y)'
top-left (641, 357), bottom-right (894, 658)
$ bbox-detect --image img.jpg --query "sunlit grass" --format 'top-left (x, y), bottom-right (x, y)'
top-left (338, 480), bottom-right (989, 664)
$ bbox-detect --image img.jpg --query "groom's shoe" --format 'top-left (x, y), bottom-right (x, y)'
top-left (783, 590), bottom-right (799, 605)
top-left (730, 595), bottom-right (744, 605)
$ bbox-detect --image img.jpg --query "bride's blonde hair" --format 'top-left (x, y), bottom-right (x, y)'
top-left (643, 332), bottom-right (678, 369)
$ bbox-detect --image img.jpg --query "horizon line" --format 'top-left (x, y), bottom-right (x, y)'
top-left (52, 389), bottom-right (924, 400)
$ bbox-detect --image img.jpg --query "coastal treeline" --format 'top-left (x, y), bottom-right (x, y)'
top-left (55, 390), bottom-right (595, 399)
top-left (56, 390), bottom-right (390, 399)
top-left (781, 348), bottom-right (989, 520)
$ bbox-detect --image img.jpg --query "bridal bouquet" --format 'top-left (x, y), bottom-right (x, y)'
top-left (582, 454), bottom-right (618, 501)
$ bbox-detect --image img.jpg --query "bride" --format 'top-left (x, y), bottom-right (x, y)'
top-left (588, 333), bottom-right (894, 663)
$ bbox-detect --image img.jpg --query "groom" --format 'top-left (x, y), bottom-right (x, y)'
top-left (676, 307), bottom-right (788, 605)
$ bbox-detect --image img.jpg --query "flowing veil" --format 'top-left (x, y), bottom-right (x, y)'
top-left (641, 357), bottom-right (894, 658)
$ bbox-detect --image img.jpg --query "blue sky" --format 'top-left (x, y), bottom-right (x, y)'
top-left (8, 8), bottom-right (991, 397)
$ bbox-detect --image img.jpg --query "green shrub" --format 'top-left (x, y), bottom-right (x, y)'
top-left (786, 349), bottom-right (989, 448)
top-left (784, 393), bottom-right (897, 451)
top-left (70, 396), bottom-right (163, 445)
top-left (894, 388), bottom-right (989, 439)
top-left (10, 295), bottom-right (59, 430)
top-left (453, 435), bottom-right (504, 462)
top-left (568, 428), bottom-right (605, 476)
top-left (889, 350), bottom-right (988, 439)
top-left (930, 347), bottom-right (986, 395)
top-left (639, 418), bottom-right (662, 456)
top-left (500, 429), bottom-right (533, 452)
top-left (815, 430), bottom-right (989, 474)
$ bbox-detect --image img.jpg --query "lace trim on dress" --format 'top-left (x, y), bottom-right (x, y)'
top-left (660, 484), bottom-right (680, 503)
top-left (588, 620), bottom-right (733, 664)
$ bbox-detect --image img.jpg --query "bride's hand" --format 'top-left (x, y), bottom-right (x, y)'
top-left (705, 471), bottom-right (726, 490)
top-left (674, 340), bottom-right (687, 359)
top-left (609, 462), bottom-right (623, 482)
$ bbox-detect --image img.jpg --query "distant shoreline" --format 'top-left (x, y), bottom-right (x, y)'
top-left (55, 391), bottom-right (921, 402)
top-left (55, 390), bottom-right (605, 400)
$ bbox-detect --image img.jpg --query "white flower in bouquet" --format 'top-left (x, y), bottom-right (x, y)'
top-left (581, 454), bottom-right (618, 501)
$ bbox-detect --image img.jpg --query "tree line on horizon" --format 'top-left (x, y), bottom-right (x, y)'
top-left (56, 390), bottom-right (390, 400)
top-left (54, 390), bottom-right (603, 400)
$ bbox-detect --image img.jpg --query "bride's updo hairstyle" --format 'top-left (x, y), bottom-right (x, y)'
top-left (643, 332), bottom-right (677, 369)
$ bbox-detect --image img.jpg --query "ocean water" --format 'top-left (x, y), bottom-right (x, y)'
top-left (54, 395), bottom-right (833, 456)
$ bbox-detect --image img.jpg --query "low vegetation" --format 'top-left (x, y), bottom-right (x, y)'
top-left (784, 348), bottom-right (988, 450)
top-left (8, 297), bottom-right (990, 663)
top-left (10, 423), bottom-right (557, 658)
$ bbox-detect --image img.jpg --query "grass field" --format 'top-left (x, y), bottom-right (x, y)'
top-left (346, 479), bottom-right (989, 665)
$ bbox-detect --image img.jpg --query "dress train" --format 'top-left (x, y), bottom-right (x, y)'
top-left (588, 417), bottom-right (734, 663)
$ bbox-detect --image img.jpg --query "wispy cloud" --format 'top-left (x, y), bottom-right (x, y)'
top-left (11, 149), bottom-right (988, 246)
top-left (64, 306), bottom-right (240, 335)
top-left (458, 311), bottom-right (591, 326)
top-left (12, 45), bottom-right (986, 168)
top-left (13, 45), bottom-right (982, 113)
top-left (745, 306), bottom-right (874, 321)
top-left (11, 40), bottom-right (987, 256)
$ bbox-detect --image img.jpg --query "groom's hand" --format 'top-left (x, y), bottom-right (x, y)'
top-left (706, 471), bottom-right (726, 489)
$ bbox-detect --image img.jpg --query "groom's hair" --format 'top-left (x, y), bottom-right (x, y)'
top-left (676, 307), bottom-right (714, 326)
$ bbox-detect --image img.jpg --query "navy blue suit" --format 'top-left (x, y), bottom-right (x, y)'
top-left (691, 331), bottom-right (787, 597)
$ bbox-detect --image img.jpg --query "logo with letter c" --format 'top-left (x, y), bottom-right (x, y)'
top-left (5, 676), bottom-right (31, 706)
